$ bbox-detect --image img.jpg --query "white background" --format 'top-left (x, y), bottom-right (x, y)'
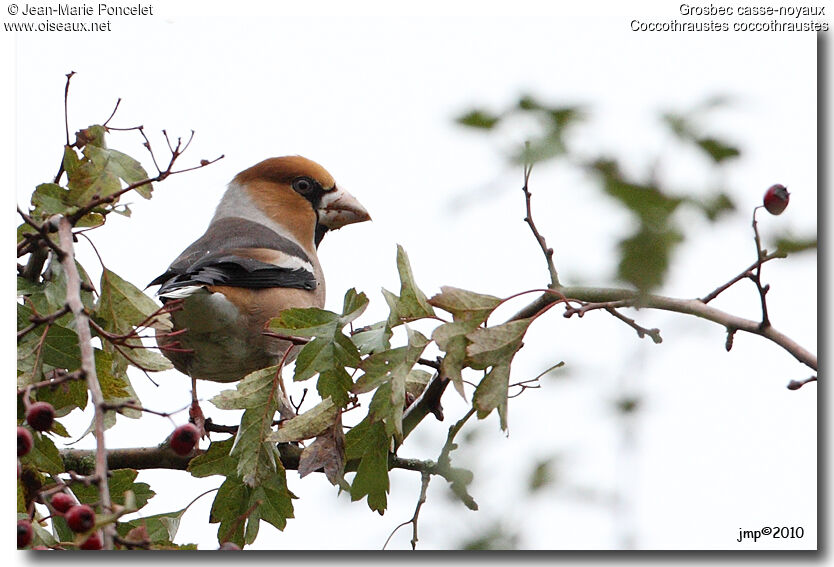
top-left (2, 0), bottom-right (827, 557)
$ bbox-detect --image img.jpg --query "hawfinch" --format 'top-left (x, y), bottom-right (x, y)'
top-left (150, 156), bottom-right (370, 390)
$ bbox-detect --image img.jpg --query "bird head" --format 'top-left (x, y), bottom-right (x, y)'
top-left (231, 156), bottom-right (370, 248)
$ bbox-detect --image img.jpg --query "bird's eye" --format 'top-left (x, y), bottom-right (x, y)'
top-left (292, 177), bottom-right (315, 195)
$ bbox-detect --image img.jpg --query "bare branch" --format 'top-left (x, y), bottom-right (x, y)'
top-left (512, 286), bottom-right (817, 371)
top-left (521, 157), bottom-right (560, 287)
top-left (57, 217), bottom-right (112, 549)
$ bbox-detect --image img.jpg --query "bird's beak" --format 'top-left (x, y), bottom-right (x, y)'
top-left (317, 187), bottom-right (371, 230)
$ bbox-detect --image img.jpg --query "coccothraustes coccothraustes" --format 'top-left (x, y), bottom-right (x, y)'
top-left (150, 156), bottom-right (370, 397)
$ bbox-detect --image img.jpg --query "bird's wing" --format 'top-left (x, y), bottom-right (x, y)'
top-left (149, 217), bottom-right (318, 298)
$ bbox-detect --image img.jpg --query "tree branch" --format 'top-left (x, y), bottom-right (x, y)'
top-left (57, 218), bottom-right (113, 549)
top-left (511, 286), bottom-right (817, 371)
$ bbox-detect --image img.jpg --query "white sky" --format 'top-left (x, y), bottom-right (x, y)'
top-left (2, 0), bottom-right (828, 558)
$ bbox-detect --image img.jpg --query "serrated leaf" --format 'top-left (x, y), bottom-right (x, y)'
top-left (270, 290), bottom-right (364, 407)
top-left (473, 362), bottom-right (511, 430)
top-left (339, 288), bottom-right (369, 325)
top-left (383, 245), bottom-right (436, 327)
top-left (433, 319), bottom-right (481, 395)
top-left (466, 318), bottom-right (532, 370)
top-left (40, 322), bottom-right (82, 370)
top-left (66, 144), bottom-right (121, 204)
top-left (188, 438), bottom-right (236, 478)
top-left (97, 268), bottom-right (161, 334)
top-left (428, 286), bottom-right (501, 323)
top-left (345, 418), bottom-right (389, 514)
top-left (117, 508), bottom-right (186, 544)
top-left (268, 308), bottom-right (341, 337)
top-left (210, 477), bottom-right (250, 547)
top-left (31, 183), bottom-right (73, 218)
top-left (209, 454), bottom-right (295, 547)
top-left (269, 397), bottom-right (338, 443)
top-left (211, 367), bottom-right (282, 485)
top-left (72, 469), bottom-right (154, 510)
top-left (354, 328), bottom-right (428, 441)
top-left (119, 341), bottom-right (174, 371)
top-left (351, 321), bottom-right (393, 355)
top-left (36, 377), bottom-right (88, 415)
top-left (298, 415), bottom-right (346, 486)
top-left (20, 432), bottom-right (64, 474)
top-left (105, 148), bottom-right (153, 198)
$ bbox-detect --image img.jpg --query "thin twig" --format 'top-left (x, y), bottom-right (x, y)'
top-left (510, 285), bottom-right (817, 371)
top-left (383, 471), bottom-right (431, 550)
top-left (699, 251), bottom-right (785, 304)
top-left (57, 217), bottom-right (112, 549)
top-left (521, 155), bottom-right (561, 287)
top-left (102, 98), bottom-right (122, 127)
top-left (750, 207), bottom-right (771, 327)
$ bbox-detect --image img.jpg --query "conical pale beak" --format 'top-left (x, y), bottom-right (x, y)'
top-left (318, 187), bottom-right (371, 229)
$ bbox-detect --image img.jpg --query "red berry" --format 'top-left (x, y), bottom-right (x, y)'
top-left (79, 531), bottom-right (103, 550)
top-left (50, 493), bottom-right (74, 514)
top-left (17, 426), bottom-right (33, 457)
top-left (170, 423), bottom-right (200, 456)
top-left (763, 184), bottom-right (790, 215)
top-left (17, 520), bottom-right (33, 548)
top-left (218, 541), bottom-right (241, 550)
top-left (26, 401), bottom-right (55, 432)
top-left (65, 504), bottom-right (96, 533)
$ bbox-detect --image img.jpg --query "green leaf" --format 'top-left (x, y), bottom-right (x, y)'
top-left (473, 362), bottom-right (511, 430)
top-left (211, 367), bottom-right (282, 486)
top-left (117, 508), bottom-right (186, 544)
top-left (268, 397), bottom-right (338, 443)
top-left (695, 192), bottom-right (736, 221)
top-left (210, 477), bottom-right (250, 547)
top-left (97, 268), bottom-right (161, 334)
top-left (354, 327), bottom-right (429, 441)
top-left (351, 321), bottom-right (393, 355)
top-left (383, 245), bottom-right (436, 326)
top-left (617, 225), bottom-right (683, 293)
top-left (118, 342), bottom-right (174, 371)
top-left (36, 376), bottom-right (88, 415)
top-left (209, 452), bottom-right (295, 547)
top-left (188, 438), bottom-right (236, 478)
top-left (695, 137), bottom-right (740, 163)
top-left (774, 235), bottom-right (817, 254)
top-left (269, 290), bottom-right (366, 407)
top-left (456, 109), bottom-right (501, 129)
top-left (20, 432), bottom-right (64, 474)
top-left (66, 145), bottom-right (121, 205)
top-left (40, 322), bottom-right (82, 370)
top-left (96, 349), bottom-right (142, 418)
top-left (267, 308), bottom-right (341, 337)
top-left (433, 319), bottom-right (481, 398)
top-left (344, 418), bottom-right (389, 514)
top-left (71, 469), bottom-right (154, 509)
top-left (428, 286), bottom-right (501, 323)
top-left (31, 183), bottom-right (73, 218)
top-left (466, 318), bottom-right (532, 370)
top-left (105, 148), bottom-right (153, 198)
